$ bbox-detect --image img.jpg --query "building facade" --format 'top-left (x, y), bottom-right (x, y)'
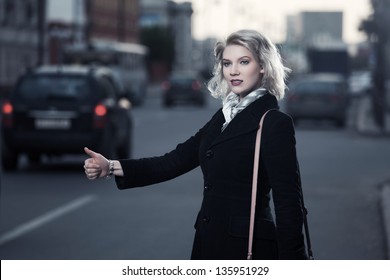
top-left (0, 0), bottom-right (44, 93)
top-left (140, 0), bottom-right (170, 27)
top-left (85, 0), bottom-right (140, 43)
top-left (287, 11), bottom-right (343, 46)
top-left (140, 0), bottom-right (194, 76)
top-left (284, 11), bottom-right (346, 75)
top-left (168, 1), bottom-right (192, 71)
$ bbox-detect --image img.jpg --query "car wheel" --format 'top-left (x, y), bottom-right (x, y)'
top-left (28, 153), bottom-right (41, 164)
top-left (163, 99), bottom-right (173, 107)
top-left (198, 98), bottom-right (206, 107)
top-left (99, 128), bottom-right (117, 159)
top-left (101, 141), bottom-right (117, 159)
top-left (117, 128), bottom-right (131, 159)
top-left (2, 148), bottom-right (18, 171)
top-left (335, 119), bottom-right (346, 128)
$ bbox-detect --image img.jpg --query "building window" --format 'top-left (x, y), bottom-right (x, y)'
top-left (3, 0), bottom-right (15, 26)
top-left (25, 1), bottom-right (33, 26)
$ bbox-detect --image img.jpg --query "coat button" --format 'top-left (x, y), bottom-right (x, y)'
top-left (206, 150), bottom-right (214, 158)
top-left (204, 183), bottom-right (210, 191)
top-left (202, 217), bottom-right (210, 223)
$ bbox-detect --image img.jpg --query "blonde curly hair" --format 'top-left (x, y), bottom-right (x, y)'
top-left (207, 29), bottom-right (290, 100)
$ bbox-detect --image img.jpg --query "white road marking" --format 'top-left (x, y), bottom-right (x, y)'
top-left (0, 195), bottom-right (97, 246)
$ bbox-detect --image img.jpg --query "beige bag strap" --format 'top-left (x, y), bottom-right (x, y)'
top-left (247, 109), bottom-right (274, 260)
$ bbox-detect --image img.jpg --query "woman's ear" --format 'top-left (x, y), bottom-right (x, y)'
top-left (259, 65), bottom-right (265, 73)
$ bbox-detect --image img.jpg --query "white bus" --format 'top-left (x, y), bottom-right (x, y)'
top-left (63, 40), bottom-right (149, 106)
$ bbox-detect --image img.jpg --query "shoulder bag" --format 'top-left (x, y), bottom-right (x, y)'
top-left (247, 109), bottom-right (314, 260)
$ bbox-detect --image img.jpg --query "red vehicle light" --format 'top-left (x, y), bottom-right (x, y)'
top-left (329, 95), bottom-right (342, 102)
top-left (192, 80), bottom-right (201, 91)
top-left (1, 101), bottom-right (13, 127)
top-left (2, 101), bottom-right (13, 115)
top-left (94, 104), bottom-right (107, 116)
top-left (161, 81), bottom-right (171, 91)
top-left (288, 93), bottom-right (299, 101)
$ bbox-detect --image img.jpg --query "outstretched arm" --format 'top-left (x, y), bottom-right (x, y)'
top-left (83, 147), bottom-right (124, 179)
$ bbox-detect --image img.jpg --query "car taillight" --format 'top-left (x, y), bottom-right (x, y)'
top-left (94, 104), bottom-right (107, 117)
top-left (161, 81), bottom-right (171, 91)
top-left (329, 95), bottom-right (342, 102)
top-left (288, 93), bottom-right (299, 101)
top-left (1, 100), bottom-right (13, 127)
top-left (192, 80), bottom-right (201, 91)
top-left (2, 101), bottom-right (13, 115)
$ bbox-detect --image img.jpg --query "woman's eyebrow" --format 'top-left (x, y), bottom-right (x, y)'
top-left (222, 56), bottom-right (251, 61)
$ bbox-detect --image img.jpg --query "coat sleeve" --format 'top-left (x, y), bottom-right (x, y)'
top-left (261, 111), bottom-right (307, 260)
top-left (115, 115), bottom-right (214, 189)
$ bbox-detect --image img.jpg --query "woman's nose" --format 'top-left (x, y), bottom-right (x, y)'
top-left (230, 64), bottom-right (239, 76)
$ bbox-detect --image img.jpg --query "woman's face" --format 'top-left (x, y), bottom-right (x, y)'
top-left (222, 44), bottom-right (264, 98)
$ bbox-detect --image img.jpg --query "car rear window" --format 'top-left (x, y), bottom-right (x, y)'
top-left (16, 75), bottom-right (91, 100)
top-left (293, 81), bottom-right (341, 94)
top-left (170, 77), bottom-right (195, 85)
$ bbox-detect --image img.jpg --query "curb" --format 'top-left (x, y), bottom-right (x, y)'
top-left (354, 96), bottom-right (390, 137)
top-left (381, 183), bottom-right (390, 259)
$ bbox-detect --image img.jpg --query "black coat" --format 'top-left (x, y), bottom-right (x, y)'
top-left (115, 93), bottom-right (307, 260)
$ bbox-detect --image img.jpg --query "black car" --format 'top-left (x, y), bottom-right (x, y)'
top-left (1, 65), bottom-right (133, 170)
top-left (285, 73), bottom-right (349, 127)
top-left (161, 71), bottom-right (206, 107)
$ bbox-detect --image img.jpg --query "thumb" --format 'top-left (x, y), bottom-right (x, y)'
top-left (84, 147), bottom-right (99, 159)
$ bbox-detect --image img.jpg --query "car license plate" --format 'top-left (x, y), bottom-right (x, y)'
top-left (35, 118), bottom-right (71, 129)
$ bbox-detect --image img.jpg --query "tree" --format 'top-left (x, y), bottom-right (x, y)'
top-left (359, 0), bottom-right (389, 130)
top-left (140, 26), bottom-right (175, 70)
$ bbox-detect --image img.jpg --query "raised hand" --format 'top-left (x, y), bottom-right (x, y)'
top-left (83, 147), bottom-right (109, 179)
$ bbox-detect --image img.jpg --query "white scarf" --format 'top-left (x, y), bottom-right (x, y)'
top-left (221, 88), bottom-right (266, 131)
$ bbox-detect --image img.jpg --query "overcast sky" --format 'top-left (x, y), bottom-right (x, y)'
top-left (48, 0), bottom-right (372, 44)
top-left (47, 0), bottom-right (73, 21)
top-left (47, 0), bottom-right (82, 22)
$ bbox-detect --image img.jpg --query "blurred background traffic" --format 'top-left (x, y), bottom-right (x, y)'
top-left (1, 0), bottom-right (390, 145)
top-left (1, 0), bottom-right (390, 260)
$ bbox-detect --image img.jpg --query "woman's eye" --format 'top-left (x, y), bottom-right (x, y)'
top-left (240, 60), bottom-right (249, 65)
top-left (223, 62), bottom-right (231, 67)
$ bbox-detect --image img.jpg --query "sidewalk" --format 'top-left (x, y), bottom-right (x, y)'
top-left (382, 183), bottom-right (390, 259)
top-left (353, 95), bottom-right (390, 136)
top-left (354, 94), bottom-right (390, 259)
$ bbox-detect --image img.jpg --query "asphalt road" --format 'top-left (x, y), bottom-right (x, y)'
top-left (1, 91), bottom-right (389, 260)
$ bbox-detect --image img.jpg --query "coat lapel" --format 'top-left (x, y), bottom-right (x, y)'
top-left (209, 93), bottom-right (279, 148)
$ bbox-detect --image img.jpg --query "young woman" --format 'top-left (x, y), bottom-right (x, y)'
top-left (84, 29), bottom-right (308, 260)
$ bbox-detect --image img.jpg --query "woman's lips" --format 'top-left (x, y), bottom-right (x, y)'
top-left (231, 79), bottom-right (243, 86)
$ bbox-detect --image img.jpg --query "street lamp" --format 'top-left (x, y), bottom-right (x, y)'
top-left (37, 0), bottom-right (47, 66)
